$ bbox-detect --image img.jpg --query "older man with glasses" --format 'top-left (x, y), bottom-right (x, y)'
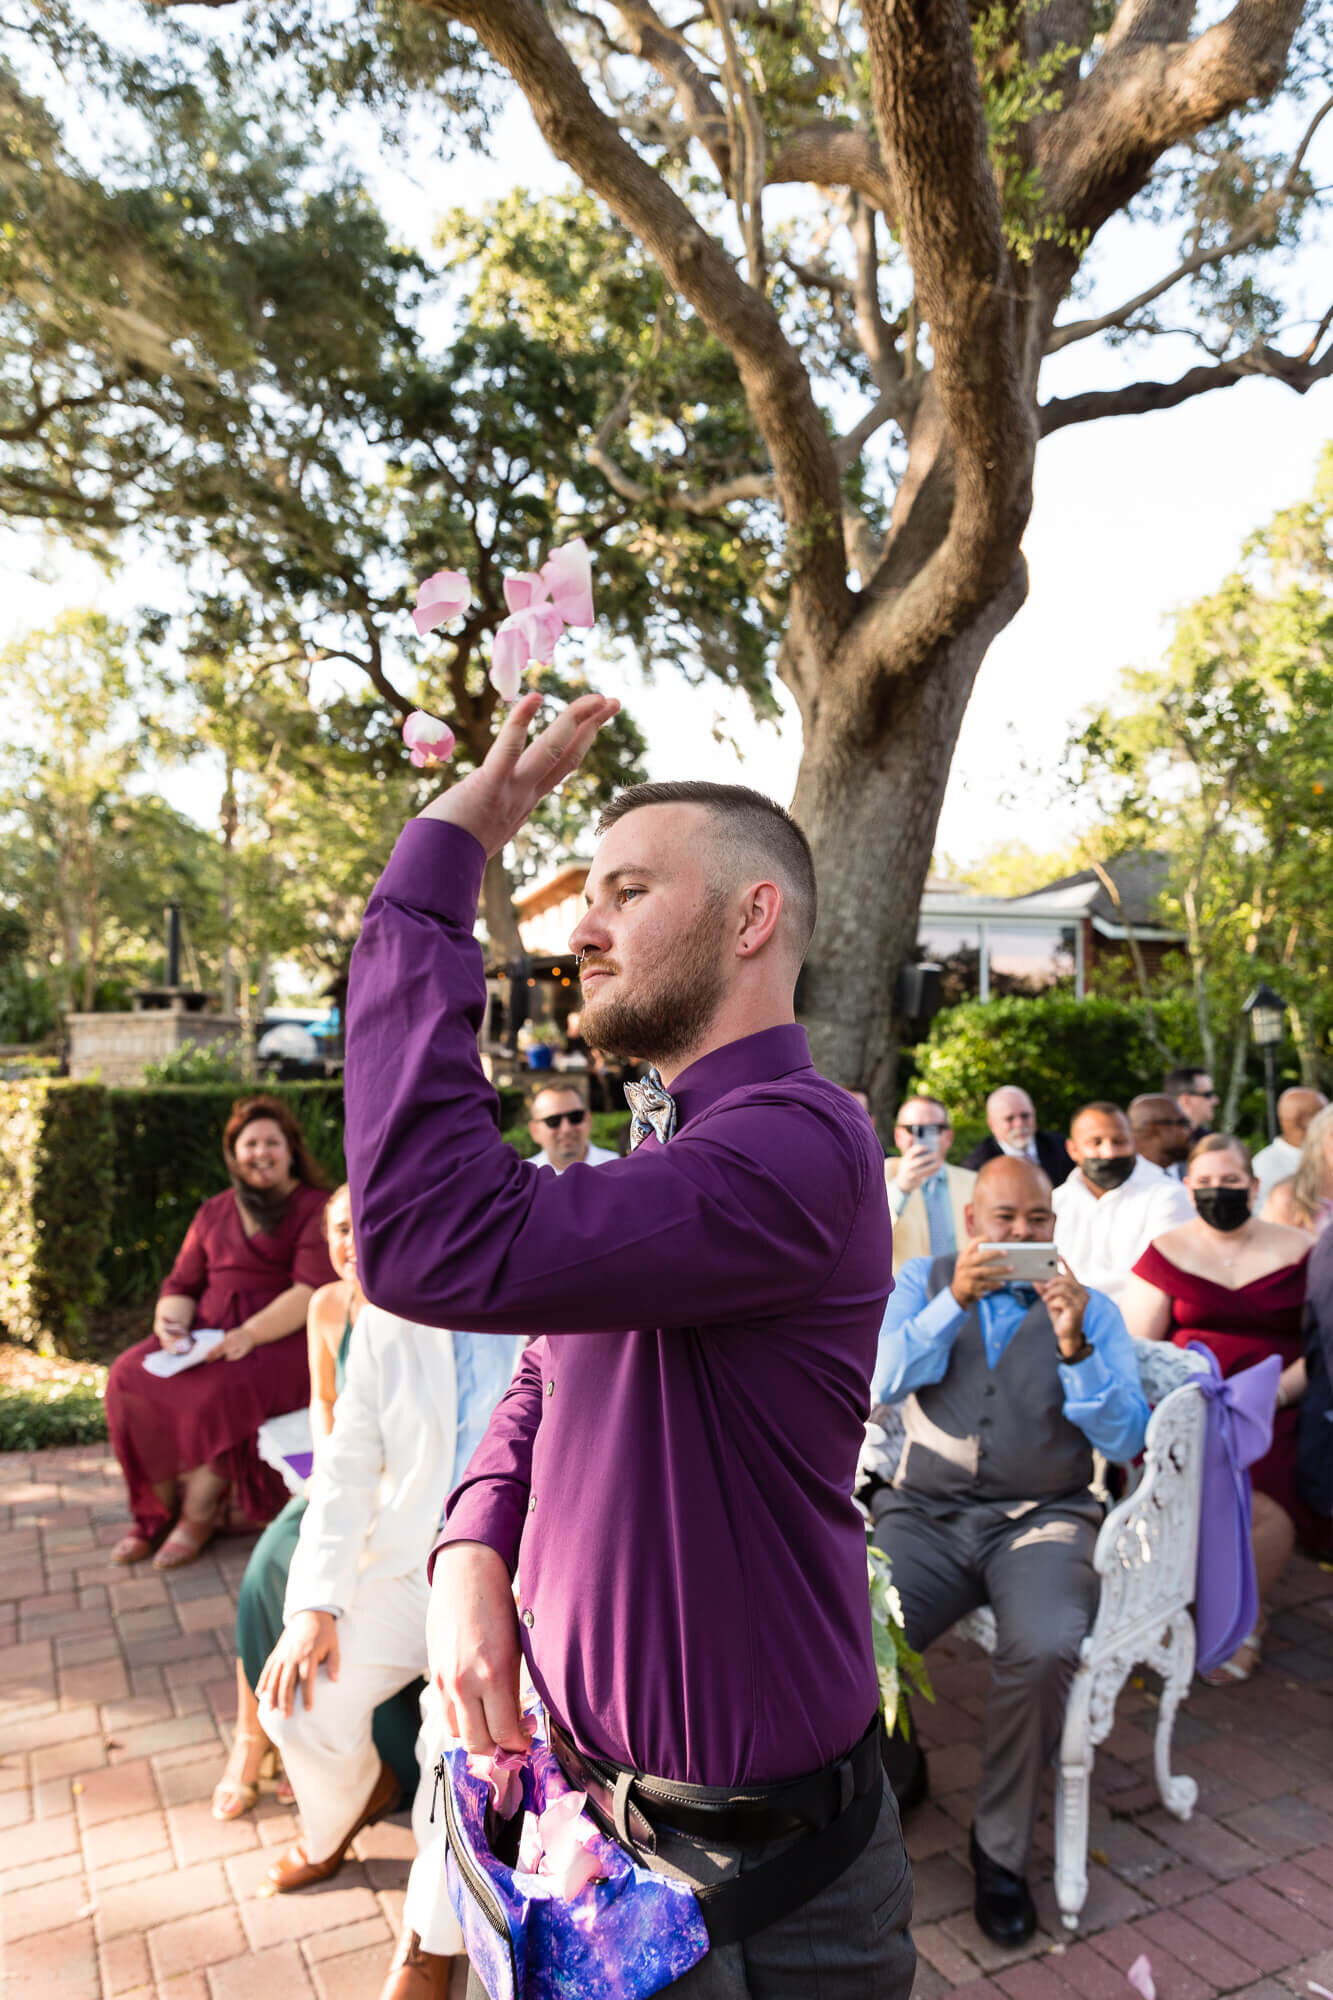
top-left (527, 1082), bottom-right (619, 1173)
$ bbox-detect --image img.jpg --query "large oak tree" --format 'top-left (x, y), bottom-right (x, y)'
top-left (93, 1), bottom-right (1333, 1098)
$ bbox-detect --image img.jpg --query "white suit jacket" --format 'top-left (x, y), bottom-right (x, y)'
top-left (285, 1305), bottom-right (458, 1621)
top-left (885, 1162), bottom-right (976, 1273)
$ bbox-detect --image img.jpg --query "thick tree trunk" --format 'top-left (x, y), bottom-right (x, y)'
top-left (483, 851), bottom-right (525, 964)
top-left (792, 570), bottom-right (1026, 1123)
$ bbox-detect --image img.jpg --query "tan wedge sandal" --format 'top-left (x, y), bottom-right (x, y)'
top-left (212, 1730), bottom-right (279, 1821)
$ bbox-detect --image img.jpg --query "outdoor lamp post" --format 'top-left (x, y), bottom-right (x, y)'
top-left (1243, 983), bottom-right (1286, 1143)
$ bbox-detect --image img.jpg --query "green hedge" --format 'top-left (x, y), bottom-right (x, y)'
top-left (1, 1075), bottom-right (630, 1355)
top-left (0, 1083), bottom-right (115, 1355)
top-left (0, 1371), bottom-right (108, 1451)
top-left (913, 994), bottom-right (1179, 1138)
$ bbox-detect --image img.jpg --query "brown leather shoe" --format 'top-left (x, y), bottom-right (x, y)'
top-left (263, 1760), bottom-right (400, 1894)
top-left (377, 1927), bottom-right (459, 2000)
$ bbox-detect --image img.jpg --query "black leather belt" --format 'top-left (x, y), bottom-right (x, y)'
top-left (548, 1713), bottom-right (887, 1948)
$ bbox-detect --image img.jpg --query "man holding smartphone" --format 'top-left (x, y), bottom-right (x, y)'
top-left (885, 1094), bottom-right (976, 1272)
top-left (867, 1156), bottom-right (1148, 1946)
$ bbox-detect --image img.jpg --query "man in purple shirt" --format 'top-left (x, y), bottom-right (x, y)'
top-left (345, 694), bottom-right (914, 1998)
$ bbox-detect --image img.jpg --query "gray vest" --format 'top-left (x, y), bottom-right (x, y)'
top-left (896, 1257), bottom-right (1093, 1504)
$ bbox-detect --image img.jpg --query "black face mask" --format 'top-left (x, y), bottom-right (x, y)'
top-left (1193, 1185), bottom-right (1252, 1234)
top-left (1080, 1153), bottom-right (1136, 1192)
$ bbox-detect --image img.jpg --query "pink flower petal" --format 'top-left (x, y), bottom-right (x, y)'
top-left (1127, 1956), bottom-right (1156, 2000)
top-left (512, 604), bottom-right (565, 665)
top-left (503, 572), bottom-right (547, 615)
top-left (402, 712), bottom-right (456, 765)
top-left (416, 568), bottom-right (472, 618)
top-left (490, 621), bottom-right (529, 700)
top-left (541, 539), bottom-right (594, 629)
top-left (517, 1809), bottom-right (545, 1876)
top-left (412, 601), bottom-right (455, 638)
top-left (553, 1842), bottom-right (603, 1899)
top-left (466, 1747), bottom-right (525, 1820)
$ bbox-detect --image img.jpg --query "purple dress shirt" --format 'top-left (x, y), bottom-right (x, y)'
top-left (345, 819), bottom-right (891, 1788)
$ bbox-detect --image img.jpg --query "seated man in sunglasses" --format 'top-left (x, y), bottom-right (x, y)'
top-left (527, 1083), bottom-right (620, 1173)
top-left (887, 1094), bottom-right (976, 1274)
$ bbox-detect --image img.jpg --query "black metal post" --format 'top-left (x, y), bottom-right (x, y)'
top-left (1263, 1044), bottom-right (1279, 1144)
top-left (165, 902), bottom-right (183, 988)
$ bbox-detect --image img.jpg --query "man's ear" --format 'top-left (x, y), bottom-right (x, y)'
top-left (736, 881), bottom-right (782, 957)
top-left (1065, 1135), bottom-right (1079, 1163)
top-left (962, 1202), bottom-right (976, 1238)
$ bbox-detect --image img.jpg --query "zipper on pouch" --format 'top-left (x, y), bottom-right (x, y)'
top-left (438, 1756), bottom-right (520, 1991)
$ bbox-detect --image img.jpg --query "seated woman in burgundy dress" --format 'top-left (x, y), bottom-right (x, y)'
top-left (106, 1095), bottom-right (335, 1571)
top-left (1122, 1133), bottom-right (1313, 1681)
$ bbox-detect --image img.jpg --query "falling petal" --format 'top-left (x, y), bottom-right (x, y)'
top-left (1127, 1955), bottom-right (1156, 2000)
top-left (413, 569), bottom-right (471, 637)
top-left (541, 538), bottom-right (594, 628)
top-left (503, 572), bottom-right (547, 615)
top-left (402, 711), bottom-right (456, 765)
top-left (491, 622), bottom-right (529, 700)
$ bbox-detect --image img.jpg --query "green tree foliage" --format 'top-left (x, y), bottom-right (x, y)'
top-left (0, 612), bottom-right (222, 1019)
top-left (913, 995), bottom-right (1187, 1143)
top-left (1068, 441), bottom-right (1333, 1114)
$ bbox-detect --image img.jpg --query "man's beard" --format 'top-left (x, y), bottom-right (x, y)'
top-left (580, 897), bottom-right (730, 1069)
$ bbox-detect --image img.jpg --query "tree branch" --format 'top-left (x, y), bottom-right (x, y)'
top-left (850, 0), bottom-right (1035, 666)
top-left (612, 0), bottom-right (733, 180)
top-left (1041, 328), bottom-right (1333, 432)
top-left (1039, 0), bottom-right (1308, 243)
top-left (1046, 86), bottom-right (1333, 351)
top-left (421, 0), bottom-right (853, 641)
top-left (588, 386), bottom-right (774, 510)
top-left (766, 120), bottom-right (897, 216)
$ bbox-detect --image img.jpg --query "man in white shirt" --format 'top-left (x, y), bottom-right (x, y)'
top-left (1253, 1087), bottom-right (1328, 1210)
top-left (1053, 1101), bottom-right (1194, 1306)
top-left (527, 1082), bottom-right (619, 1170)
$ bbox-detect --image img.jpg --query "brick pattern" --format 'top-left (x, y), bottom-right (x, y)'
top-left (1, 1446), bottom-right (1331, 1999)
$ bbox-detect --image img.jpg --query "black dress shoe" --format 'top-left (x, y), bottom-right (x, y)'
top-left (970, 1826), bottom-right (1036, 1945)
top-left (882, 1726), bottom-right (929, 1815)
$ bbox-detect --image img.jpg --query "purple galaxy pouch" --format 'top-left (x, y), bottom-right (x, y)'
top-left (442, 1737), bottom-right (710, 2000)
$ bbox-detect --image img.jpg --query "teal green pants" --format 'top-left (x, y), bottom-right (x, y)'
top-left (236, 1495), bottom-right (423, 1804)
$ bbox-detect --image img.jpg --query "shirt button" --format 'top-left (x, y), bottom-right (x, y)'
top-left (528, 1495), bottom-right (537, 1512)
top-left (545, 1380), bottom-right (555, 1397)
top-left (522, 1608), bottom-right (535, 1629)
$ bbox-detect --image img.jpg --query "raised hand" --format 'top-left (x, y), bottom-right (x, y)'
top-left (426, 1541), bottom-right (530, 1756)
top-left (418, 691), bottom-right (620, 858)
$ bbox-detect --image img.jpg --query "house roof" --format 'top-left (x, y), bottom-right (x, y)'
top-left (1001, 852), bottom-right (1182, 939)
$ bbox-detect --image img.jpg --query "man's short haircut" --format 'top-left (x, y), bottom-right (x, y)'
top-left (597, 781), bottom-right (817, 959)
top-left (1129, 1093), bottom-right (1184, 1125)
top-left (987, 1085), bottom-right (1033, 1109)
top-left (1163, 1066), bottom-right (1208, 1098)
top-left (1071, 1099), bottom-right (1127, 1129)
top-left (896, 1094), bottom-right (949, 1125)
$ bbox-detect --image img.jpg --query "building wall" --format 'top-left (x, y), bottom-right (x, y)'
top-left (66, 1013), bottom-right (244, 1086)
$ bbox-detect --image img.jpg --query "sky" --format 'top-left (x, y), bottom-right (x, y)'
top-left (7, 50), bottom-right (1333, 872)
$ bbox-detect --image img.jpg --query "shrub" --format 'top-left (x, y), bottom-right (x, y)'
top-left (142, 1041), bottom-right (246, 1086)
top-left (0, 1083), bottom-right (116, 1356)
top-left (102, 1082), bottom-right (348, 1310)
top-left (913, 995), bottom-right (1173, 1137)
top-left (0, 1371), bottom-right (108, 1451)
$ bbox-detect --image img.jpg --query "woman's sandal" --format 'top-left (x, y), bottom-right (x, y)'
top-left (211, 1730), bottom-right (279, 1821)
top-left (1202, 1623), bottom-right (1263, 1686)
top-left (152, 1513), bottom-right (218, 1572)
top-left (110, 1532), bottom-right (155, 1566)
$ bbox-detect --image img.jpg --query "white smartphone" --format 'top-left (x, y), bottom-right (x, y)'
top-left (976, 1242), bottom-right (1061, 1282)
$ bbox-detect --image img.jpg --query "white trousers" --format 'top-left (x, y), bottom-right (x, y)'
top-left (402, 1680), bottom-right (466, 1957)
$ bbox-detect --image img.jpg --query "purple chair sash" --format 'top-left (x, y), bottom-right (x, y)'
top-left (1187, 1342), bottom-right (1279, 1674)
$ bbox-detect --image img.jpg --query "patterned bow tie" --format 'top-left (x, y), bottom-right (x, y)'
top-left (624, 1067), bottom-right (678, 1151)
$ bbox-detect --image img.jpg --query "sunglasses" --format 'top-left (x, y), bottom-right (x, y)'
top-left (538, 1110), bottom-right (586, 1130)
top-left (901, 1123), bottom-right (948, 1140)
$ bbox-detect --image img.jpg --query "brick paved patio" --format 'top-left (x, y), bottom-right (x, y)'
top-left (1, 1445), bottom-right (1331, 2000)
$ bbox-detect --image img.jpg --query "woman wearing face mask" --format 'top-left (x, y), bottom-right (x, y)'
top-left (1122, 1134), bottom-right (1314, 1680)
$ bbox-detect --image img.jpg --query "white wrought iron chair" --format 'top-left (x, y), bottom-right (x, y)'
top-left (862, 1340), bottom-right (1211, 1929)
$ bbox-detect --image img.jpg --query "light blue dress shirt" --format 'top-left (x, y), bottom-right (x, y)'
top-left (451, 1329), bottom-right (525, 1486)
top-left (871, 1255), bottom-right (1149, 1464)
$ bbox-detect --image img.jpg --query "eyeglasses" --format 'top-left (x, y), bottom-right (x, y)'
top-left (538, 1110), bottom-right (586, 1130)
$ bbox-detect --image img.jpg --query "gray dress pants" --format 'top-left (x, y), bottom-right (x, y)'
top-left (872, 1487), bottom-right (1100, 1876)
top-left (464, 1775), bottom-right (915, 1999)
